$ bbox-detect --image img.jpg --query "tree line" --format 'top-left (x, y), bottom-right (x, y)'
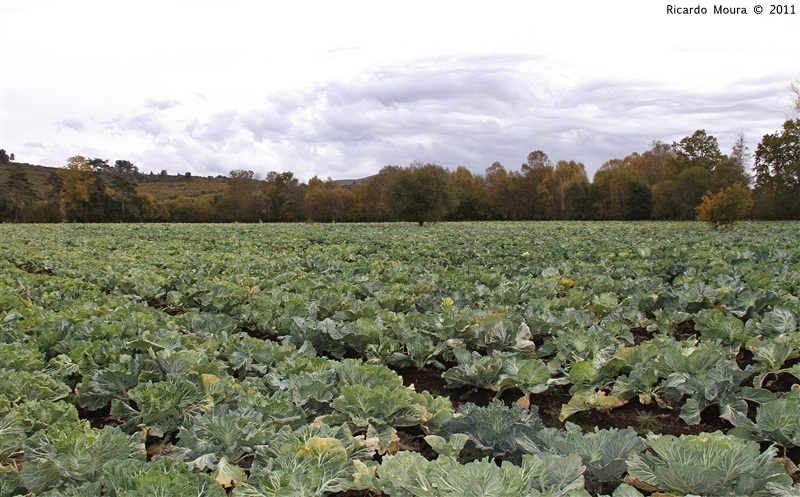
top-left (1, 118), bottom-right (798, 224)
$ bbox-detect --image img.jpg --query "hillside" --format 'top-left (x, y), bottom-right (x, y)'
top-left (1, 162), bottom-right (229, 202)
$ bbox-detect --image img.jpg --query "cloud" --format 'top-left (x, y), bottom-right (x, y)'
top-left (109, 112), bottom-right (168, 137)
top-left (143, 98), bottom-right (181, 110)
top-left (241, 106), bottom-right (290, 142)
top-left (185, 110), bottom-right (241, 147)
top-left (56, 119), bottom-right (86, 132)
top-left (47, 55), bottom-right (791, 182)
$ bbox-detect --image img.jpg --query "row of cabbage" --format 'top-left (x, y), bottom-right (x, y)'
top-left (1, 222), bottom-right (800, 496)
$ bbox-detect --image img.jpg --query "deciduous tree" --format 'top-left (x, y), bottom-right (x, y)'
top-left (696, 183), bottom-right (753, 228)
top-left (626, 181), bottom-right (653, 220)
top-left (386, 162), bottom-right (457, 226)
top-left (58, 156), bottom-right (95, 222)
top-left (483, 162), bottom-right (515, 219)
top-left (673, 130), bottom-right (724, 172)
top-left (754, 118), bottom-right (800, 218)
top-left (549, 160), bottom-right (589, 219)
top-left (0, 166), bottom-right (38, 221)
top-left (520, 150), bottom-right (554, 220)
top-left (450, 166), bottom-right (485, 220)
top-left (217, 169), bottom-right (261, 221)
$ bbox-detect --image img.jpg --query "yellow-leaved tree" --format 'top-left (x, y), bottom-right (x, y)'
top-left (57, 156), bottom-right (95, 222)
top-left (695, 182), bottom-right (753, 229)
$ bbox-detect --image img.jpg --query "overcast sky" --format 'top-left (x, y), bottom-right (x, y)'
top-left (1, 0), bottom-right (798, 181)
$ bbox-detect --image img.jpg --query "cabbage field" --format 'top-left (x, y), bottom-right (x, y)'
top-left (1, 221), bottom-right (800, 497)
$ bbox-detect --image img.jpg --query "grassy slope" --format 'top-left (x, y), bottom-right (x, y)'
top-left (1, 162), bottom-right (228, 202)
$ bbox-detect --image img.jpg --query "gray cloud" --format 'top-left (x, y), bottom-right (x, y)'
top-left (56, 119), bottom-right (86, 132)
top-left (110, 112), bottom-right (168, 137)
top-left (124, 57), bottom-right (795, 181)
top-left (185, 111), bottom-right (241, 147)
top-left (241, 106), bottom-right (290, 142)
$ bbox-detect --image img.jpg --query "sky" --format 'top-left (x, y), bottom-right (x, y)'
top-left (1, 0), bottom-right (798, 182)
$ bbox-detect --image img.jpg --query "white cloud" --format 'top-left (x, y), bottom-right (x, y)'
top-left (144, 99), bottom-right (182, 111)
top-left (109, 113), bottom-right (168, 137)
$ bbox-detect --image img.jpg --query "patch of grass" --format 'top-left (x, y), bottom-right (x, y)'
top-left (634, 410), bottom-right (657, 435)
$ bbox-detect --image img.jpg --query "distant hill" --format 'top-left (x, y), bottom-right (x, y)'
top-left (335, 175), bottom-right (376, 187)
top-left (135, 172), bottom-right (228, 200)
top-left (1, 162), bottom-right (375, 204)
top-left (0, 162), bottom-right (228, 200)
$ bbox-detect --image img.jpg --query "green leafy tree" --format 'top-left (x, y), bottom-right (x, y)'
top-left (0, 149), bottom-right (10, 164)
top-left (0, 166), bottom-right (38, 221)
top-left (259, 171), bottom-right (303, 222)
top-left (626, 181), bottom-right (653, 220)
top-left (113, 159), bottom-right (139, 175)
top-left (754, 118), bottom-right (800, 218)
top-left (695, 182), bottom-right (753, 228)
top-left (87, 157), bottom-right (110, 173)
top-left (110, 173), bottom-right (138, 221)
top-left (673, 129), bottom-right (724, 172)
top-left (386, 162), bottom-right (457, 226)
top-left (86, 172), bottom-right (118, 222)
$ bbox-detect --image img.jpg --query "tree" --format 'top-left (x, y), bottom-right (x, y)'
top-left (325, 179), bottom-right (353, 222)
top-left (217, 169), bottom-right (261, 221)
top-left (258, 171), bottom-right (303, 222)
top-left (673, 166), bottom-right (713, 219)
top-left (673, 130), bottom-right (724, 172)
top-left (483, 162), bottom-right (516, 219)
top-left (753, 118), bottom-right (800, 218)
top-left (634, 141), bottom-right (674, 186)
top-left (791, 76), bottom-right (800, 113)
top-left (626, 181), bottom-right (653, 220)
top-left (305, 177), bottom-right (354, 222)
top-left (87, 157), bottom-right (110, 172)
top-left (592, 158), bottom-right (637, 219)
top-left (110, 173), bottom-right (138, 221)
top-left (520, 151), bottom-right (554, 220)
top-left (450, 166), bottom-right (485, 220)
top-left (114, 159), bottom-right (139, 175)
top-left (349, 166), bottom-right (400, 222)
top-left (714, 133), bottom-right (751, 189)
top-left (0, 149), bottom-right (10, 164)
top-left (549, 160), bottom-right (589, 219)
top-left (695, 183), bottom-right (753, 228)
top-left (386, 162), bottom-right (457, 226)
top-left (526, 150), bottom-right (552, 170)
top-left (86, 172), bottom-right (117, 222)
top-left (58, 156), bottom-right (95, 222)
top-left (0, 166), bottom-right (38, 221)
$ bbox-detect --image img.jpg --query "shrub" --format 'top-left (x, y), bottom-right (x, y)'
top-left (695, 182), bottom-right (753, 228)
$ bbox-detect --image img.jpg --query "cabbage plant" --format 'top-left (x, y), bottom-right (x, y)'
top-left (626, 431), bottom-right (792, 496)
